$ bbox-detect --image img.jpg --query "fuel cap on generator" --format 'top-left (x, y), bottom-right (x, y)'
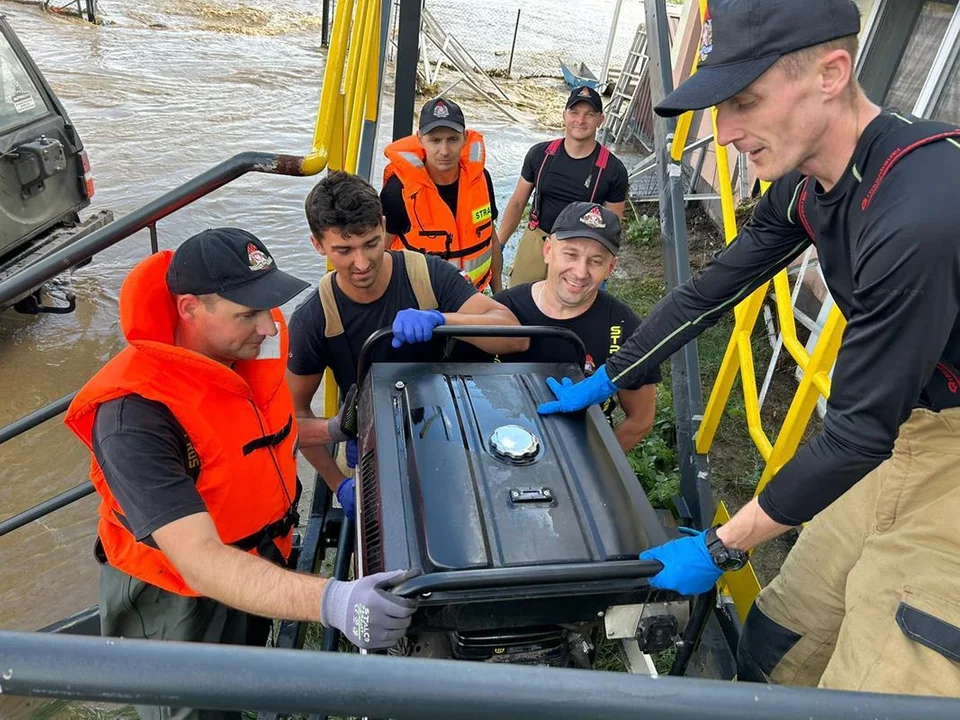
top-left (490, 425), bottom-right (540, 463)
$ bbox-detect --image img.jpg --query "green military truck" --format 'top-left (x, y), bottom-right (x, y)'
top-left (0, 15), bottom-right (111, 314)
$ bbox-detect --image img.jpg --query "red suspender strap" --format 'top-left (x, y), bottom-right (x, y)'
top-left (589, 144), bottom-right (610, 203)
top-left (797, 177), bottom-right (815, 241)
top-left (529, 139), bottom-right (563, 229)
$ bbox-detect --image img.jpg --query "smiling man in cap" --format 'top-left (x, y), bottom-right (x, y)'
top-left (538, 0), bottom-right (960, 695)
top-left (65, 228), bottom-right (417, 719)
top-left (491, 201), bottom-right (659, 453)
top-left (499, 85), bottom-right (629, 288)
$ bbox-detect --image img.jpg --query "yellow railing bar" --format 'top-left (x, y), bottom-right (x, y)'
top-left (342, 0), bottom-right (370, 162)
top-left (754, 305), bottom-right (845, 494)
top-left (365, 1), bottom-right (382, 123)
top-left (712, 501), bottom-right (761, 623)
top-left (303, 0), bottom-right (356, 175)
top-left (346, 0), bottom-right (381, 171)
top-left (773, 271), bottom-right (812, 369)
top-left (695, 107), bottom-right (775, 459)
top-left (669, 0), bottom-right (710, 162)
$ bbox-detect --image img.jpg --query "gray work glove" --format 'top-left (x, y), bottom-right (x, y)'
top-left (320, 569), bottom-right (418, 650)
top-left (326, 405), bottom-right (349, 444)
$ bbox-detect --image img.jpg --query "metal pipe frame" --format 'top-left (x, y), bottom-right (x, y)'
top-left (0, 481), bottom-right (94, 538)
top-left (356, 0), bottom-right (394, 179)
top-left (0, 391), bottom-right (75, 445)
top-left (392, 0), bottom-right (421, 141)
top-left (355, 325), bottom-right (588, 389)
top-left (0, 152), bottom-right (308, 307)
top-left (3, 631), bottom-right (959, 720)
top-left (644, 0), bottom-right (713, 532)
top-left (913, 2), bottom-right (960, 118)
top-left (320, 513), bottom-right (355, 652)
top-left (390, 559), bottom-right (664, 598)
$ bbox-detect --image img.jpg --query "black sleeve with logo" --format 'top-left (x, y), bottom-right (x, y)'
top-left (606, 135), bottom-right (960, 525)
top-left (604, 177), bottom-right (811, 389)
top-left (92, 394), bottom-right (206, 542)
top-left (759, 149), bottom-right (960, 526)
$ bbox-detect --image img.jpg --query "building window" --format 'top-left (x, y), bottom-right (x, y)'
top-left (933, 53), bottom-right (960, 122)
top-left (883, 2), bottom-right (956, 111)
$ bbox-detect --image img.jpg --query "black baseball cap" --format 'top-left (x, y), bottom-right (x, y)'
top-left (166, 228), bottom-right (309, 310)
top-left (552, 202), bottom-right (621, 255)
top-left (655, 0), bottom-right (860, 117)
top-left (419, 97), bottom-right (465, 134)
top-left (566, 85), bottom-right (603, 113)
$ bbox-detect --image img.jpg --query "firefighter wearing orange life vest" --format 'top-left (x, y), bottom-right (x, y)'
top-left (65, 228), bottom-right (416, 720)
top-left (381, 97), bottom-right (503, 292)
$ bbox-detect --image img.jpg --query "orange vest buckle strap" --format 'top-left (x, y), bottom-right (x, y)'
top-left (64, 250), bottom-right (301, 597)
top-left (383, 130), bottom-right (494, 290)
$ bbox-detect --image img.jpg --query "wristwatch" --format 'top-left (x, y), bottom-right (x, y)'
top-left (704, 525), bottom-right (749, 571)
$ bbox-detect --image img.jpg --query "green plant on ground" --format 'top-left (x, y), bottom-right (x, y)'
top-left (624, 212), bottom-right (661, 248)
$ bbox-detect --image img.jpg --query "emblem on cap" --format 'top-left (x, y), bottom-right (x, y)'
top-left (584, 353), bottom-right (596, 374)
top-left (433, 101), bottom-right (449, 118)
top-left (247, 242), bottom-right (274, 272)
top-left (699, 6), bottom-right (713, 63)
top-left (580, 206), bottom-right (605, 229)
top-left (578, 87), bottom-right (592, 98)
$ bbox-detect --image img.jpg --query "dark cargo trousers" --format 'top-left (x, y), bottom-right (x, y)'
top-left (737, 408), bottom-right (960, 695)
top-left (99, 563), bottom-right (272, 720)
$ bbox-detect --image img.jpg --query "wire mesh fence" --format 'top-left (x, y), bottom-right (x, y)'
top-left (388, 0), bottom-right (647, 81)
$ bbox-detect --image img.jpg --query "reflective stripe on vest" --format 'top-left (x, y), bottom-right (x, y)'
top-left (64, 251), bottom-right (300, 596)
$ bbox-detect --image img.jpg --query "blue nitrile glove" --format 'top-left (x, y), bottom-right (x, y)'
top-left (320, 569), bottom-right (418, 650)
top-left (391, 308), bottom-right (446, 348)
top-left (346, 437), bottom-right (358, 469)
top-left (639, 528), bottom-right (722, 595)
top-left (537, 365), bottom-right (619, 415)
top-left (336, 476), bottom-right (356, 520)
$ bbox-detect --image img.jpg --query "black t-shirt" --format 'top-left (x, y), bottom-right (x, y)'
top-left (380, 170), bottom-right (499, 236)
top-left (494, 283), bottom-right (661, 416)
top-left (604, 110), bottom-right (960, 525)
top-left (520, 141), bottom-right (629, 232)
top-left (287, 250), bottom-right (478, 390)
top-left (92, 394), bottom-right (204, 544)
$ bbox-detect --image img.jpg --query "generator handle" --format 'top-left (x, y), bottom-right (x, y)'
top-left (386, 559), bottom-right (666, 599)
top-left (355, 325), bottom-right (587, 389)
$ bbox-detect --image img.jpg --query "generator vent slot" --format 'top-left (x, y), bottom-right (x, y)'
top-left (358, 448), bottom-right (384, 574)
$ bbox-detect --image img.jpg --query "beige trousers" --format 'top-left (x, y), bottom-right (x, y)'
top-left (738, 407), bottom-right (960, 696)
top-left (507, 226), bottom-right (549, 287)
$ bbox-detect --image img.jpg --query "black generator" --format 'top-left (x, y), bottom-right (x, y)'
top-left (352, 327), bottom-right (688, 667)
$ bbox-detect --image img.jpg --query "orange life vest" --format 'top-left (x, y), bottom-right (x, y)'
top-left (383, 130), bottom-right (494, 290)
top-left (64, 250), bottom-right (300, 597)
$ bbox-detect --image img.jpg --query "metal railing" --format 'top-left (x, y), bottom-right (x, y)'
top-left (3, 630), bottom-right (959, 720)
